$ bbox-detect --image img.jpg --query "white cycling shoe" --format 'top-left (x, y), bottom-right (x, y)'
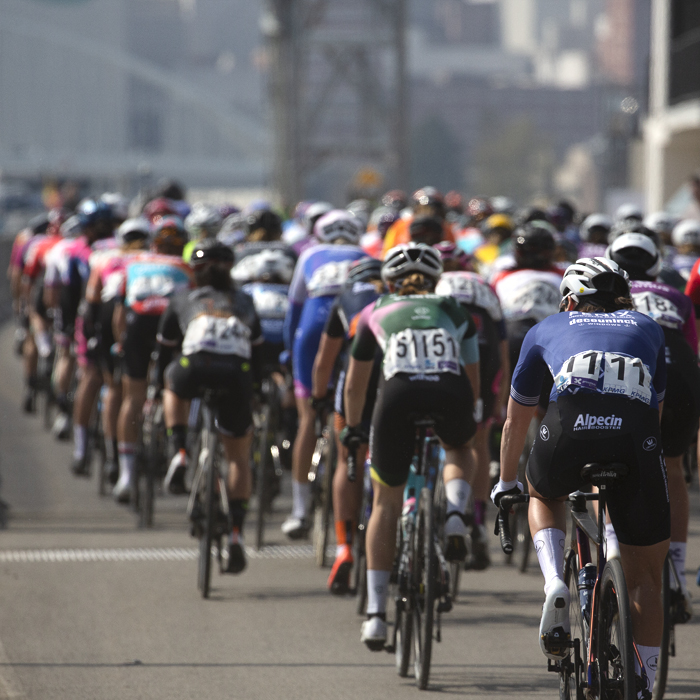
top-left (360, 616), bottom-right (387, 651)
top-left (281, 516), bottom-right (309, 539)
top-left (539, 579), bottom-right (571, 660)
top-left (112, 472), bottom-right (132, 505)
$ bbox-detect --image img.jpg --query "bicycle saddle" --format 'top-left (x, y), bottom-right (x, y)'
top-left (580, 462), bottom-right (629, 486)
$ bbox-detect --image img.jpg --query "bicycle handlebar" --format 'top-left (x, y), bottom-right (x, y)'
top-left (494, 494), bottom-right (530, 555)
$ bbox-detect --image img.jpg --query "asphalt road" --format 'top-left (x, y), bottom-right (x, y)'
top-left (0, 323), bottom-right (697, 699)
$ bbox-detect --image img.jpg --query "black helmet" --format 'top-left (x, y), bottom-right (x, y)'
top-left (346, 256), bottom-right (383, 284)
top-left (245, 209), bottom-right (282, 241)
top-left (409, 216), bottom-right (443, 245)
top-left (514, 221), bottom-right (556, 268)
top-left (515, 206), bottom-right (549, 227)
top-left (189, 238), bottom-right (234, 267)
top-left (606, 233), bottom-right (662, 281)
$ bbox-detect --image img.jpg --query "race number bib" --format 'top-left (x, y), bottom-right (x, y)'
top-left (383, 328), bottom-right (461, 380)
top-left (246, 286), bottom-right (289, 319)
top-left (555, 351), bottom-right (652, 405)
top-left (307, 260), bottom-right (352, 298)
top-left (502, 281), bottom-right (560, 322)
top-left (182, 315), bottom-right (252, 358)
top-left (127, 274), bottom-right (179, 306)
top-left (436, 275), bottom-right (503, 321)
top-left (632, 292), bottom-right (684, 331)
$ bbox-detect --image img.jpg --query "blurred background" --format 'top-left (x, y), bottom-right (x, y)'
top-left (0, 0), bottom-right (698, 228)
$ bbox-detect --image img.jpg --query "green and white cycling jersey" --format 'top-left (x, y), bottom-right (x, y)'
top-left (351, 293), bottom-right (479, 380)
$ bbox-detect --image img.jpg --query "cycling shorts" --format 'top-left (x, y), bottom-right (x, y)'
top-left (30, 282), bottom-right (49, 321)
top-left (369, 371), bottom-right (476, 488)
top-left (98, 299), bottom-right (117, 375)
top-left (164, 352), bottom-right (253, 437)
top-left (292, 296), bottom-right (334, 398)
top-left (660, 330), bottom-right (700, 457)
top-left (123, 311), bottom-right (160, 380)
top-left (56, 282), bottom-right (81, 341)
top-left (527, 393), bottom-right (670, 547)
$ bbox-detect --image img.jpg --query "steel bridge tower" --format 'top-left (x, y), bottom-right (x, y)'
top-left (263, 0), bottom-right (408, 208)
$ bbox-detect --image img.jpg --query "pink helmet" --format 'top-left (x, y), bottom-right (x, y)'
top-left (433, 241), bottom-right (472, 271)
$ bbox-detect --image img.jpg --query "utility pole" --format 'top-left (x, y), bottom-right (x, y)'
top-left (263, 0), bottom-right (408, 209)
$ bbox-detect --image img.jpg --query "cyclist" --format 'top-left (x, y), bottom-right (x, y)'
top-left (156, 239), bottom-right (263, 573)
top-left (182, 203), bottom-right (222, 262)
top-left (577, 213), bottom-right (612, 259)
top-left (472, 213), bottom-right (515, 275)
top-left (608, 233), bottom-right (698, 616)
top-left (310, 256), bottom-right (386, 594)
top-left (112, 215), bottom-right (193, 502)
top-left (75, 217), bottom-right (151, 479)
top-left (281, 210), bottom-right (366, 538)
top-left (434, 241), bottom-right (509, 569)
top-left (360, 206), bottom-right (400, 259)
top-left (670, 219), bottom-right (700, 280)
top-left (341, 243), bottom-right (480, 648)
top-left (492, 257), bottom-right (669, 696)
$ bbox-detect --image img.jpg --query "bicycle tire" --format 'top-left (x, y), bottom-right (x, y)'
top-left (139, 402), bottom-right (161, 529)
top-left (395, 600), bottom-right (413, 677)
top-left (652, 556), bottom-right (671, 700)
top-left (561, 548), bottom-right (585, 700)
top-left (413, 487), bottom-right (436, 690)
top-left (394, 523), bottom-right (413, 677)
top-left (354, 524), bottom-right (368, 615)
top-left (254, 403), bottom-right (271, 551)
top-left (597, 559), bottom-right (636, 700)
top-left (313, 422), bottom-right (336, 568)
top-left (197, 427), bottom-right (217, 599)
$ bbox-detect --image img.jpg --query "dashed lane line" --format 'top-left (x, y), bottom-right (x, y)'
top-left (0, 545), bottom-right (321, 564)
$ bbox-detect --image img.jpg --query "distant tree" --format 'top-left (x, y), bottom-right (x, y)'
top-left (471, 114), bottom-right (556, 204)
top-left (411, 116), bottom-right (463, 193)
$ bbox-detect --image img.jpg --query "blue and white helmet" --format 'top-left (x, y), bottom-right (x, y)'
top-left (313, 210), bottom-right (363, 244)
top-left (560, 257), bottom-right (630, 303)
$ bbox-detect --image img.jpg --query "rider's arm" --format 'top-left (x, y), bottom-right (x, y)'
top-left (344, 305), bottom-right (378, 426)
top-left (155, 300), bottom-right (182, 387)
top-left (113, 302), bottom-right (126, 344)
top-left (311, 302), bottom-right (345, 399)
top-left (495, 338), bottom-right (510, 418)
top-left (500, 398), bottom-right (538, 483)
top-left (460, 316), bottom-right (480, 405)
top-left (283, 249), bottom-right (309, 350)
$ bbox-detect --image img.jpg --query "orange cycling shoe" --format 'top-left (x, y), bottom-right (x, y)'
top-left (328, 545), bottom-right (354, 595)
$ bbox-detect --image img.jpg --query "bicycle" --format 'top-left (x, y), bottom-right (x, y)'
top-left (310, 408), bottom-right (336, 567)
top-left (138, 385), bottom-right (167, 528)
top-left (653, 552), bottom-right (691, 700)
top-left (351, 456), bottom-right (372, 615)
top-left (251, 374), bottom-right (283, 551)
top-left (187, 388), bottom-right (230, 599)
top-left (388, 416), bottom-right (452, 690)
top-left (496, 461), bottom-right (650, 700)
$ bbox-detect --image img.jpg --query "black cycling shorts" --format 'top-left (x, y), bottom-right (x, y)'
top-left (369, 371), bottom-right (476, 488)
top-left (660, 330), bottom-right (700, 457)
top-left (527, 393), bottom-right (670, 547)
top-left (56, 282), bottom-right (81, 339)
top-left (123, 311), bottom-right (160, 380)
top-left (31, 282), bottom-right (49, 320)
top-left (164, 352), bottom-right (253, 438)
top-left (98, 299), bottom-right (117, 375)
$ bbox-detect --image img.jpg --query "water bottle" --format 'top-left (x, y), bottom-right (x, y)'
top-left (578, 563), bottom-right (597, 626)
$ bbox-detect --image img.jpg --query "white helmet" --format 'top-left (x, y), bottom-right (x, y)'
top-left (60, 215), bottom-right (83, 238)
top-left (185, 203), bottom-right (222, 239)
top-left (303, 201), bottom-right (333, 235)
top-left (313, 210), bottom-right (363, 244)
top-left (381, 243), bottom-right (443, 284)
top-left (560, 257), bottom-right (630, 302)
top-left (615, 203), bottom-right (643, 223)
top-left (231, 249), bottom-right (295, 285)
top-left (606, 233), bottom-right (662, 279)
top-left (671, 219), bottom-right (700, 248)
top-left (579, 213), bottom-right (612, 242)
top-left (643, 211), bottom-right (676, 238)
top-left (116, 217), bottom-right (150, 247)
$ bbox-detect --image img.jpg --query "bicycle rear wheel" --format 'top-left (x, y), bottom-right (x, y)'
top-left (313, 422), bottom-right (336, 567)
top-left (413, 487), bottom-right (436, 690)
top-left (597, 559), bottom-right (636, 700)
top-left (652, 556), bottom-right (671, 700)
top-left (197, 429), bottom-right (217, 599)
top-left (254, 403), bottom-right (271, 551)
top-left (561, 548), bottom-right (585, 700)
top-left (139, 402), bottom-right (162, 529)
top-left (394, 524), bottom-right (413, 677)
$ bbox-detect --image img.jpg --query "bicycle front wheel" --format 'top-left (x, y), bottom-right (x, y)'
top-left (597, 559), bottom-right (636, 700)
top-left (413, 487), bottom-right (436, 690)
top-left (652, 555), bottom-right (671, 700)
top-left (254, 403), bottom-right (271, 551)
top-left (561, 548), bottom-right (585, 700)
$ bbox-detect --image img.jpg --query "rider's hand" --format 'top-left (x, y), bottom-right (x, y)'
top-left (339, 424), bottom-right (369, 448)
top-left (310, 393), bottom-right (332, 415)
top-left (490, 478), bottom-right (524, 507)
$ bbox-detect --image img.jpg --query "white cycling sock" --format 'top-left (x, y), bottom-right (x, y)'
top-left (73, 425), bottom-right (87, 460)
top-left (36, 331), bottom-right (52, 358)
top-left (117, 443), bottom-right (137, 482)
top-left (444, 479), bottom-right (471, 536)
top-left (366, 569), bottom-right (391, 615)
top-left (669, 541), bottom-right (687, 590)
top-left (291, 480), bottom-right (310, 520)
top-left (533, 528), bottom-right (566, 595)
top-left (635, 644), bottom-right (659, 698)
top-left (605, 522), bottom-right (620, 560)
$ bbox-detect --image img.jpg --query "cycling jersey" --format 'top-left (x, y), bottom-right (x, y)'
top-left (670, 251), bottom-right (698, 281)
top-left (284, 243), bottom-right (365, 397)
top-left (511, 310), bottom-right (666, 410)
top-left (491, 267), bottom-right (563, 323)
top-left (120, 252), bottom-right (193, 316)
top-left (576, 242), bottom-right (607, 260)
top-left (351, 293), bottom-right (479, 379)
top-left (23, 234), bottom-right (62, 283)
top-left (381, 217), bottom-right (455, 258)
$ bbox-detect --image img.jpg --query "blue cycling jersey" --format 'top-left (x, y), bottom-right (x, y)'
top-left (511, 309), bottom-right (666, 409)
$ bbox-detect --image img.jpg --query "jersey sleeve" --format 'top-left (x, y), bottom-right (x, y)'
top-left (460, 333), bottom-right (479, 365)
top-left (653, 328), bottom-right (667, 404)
top-left (324, 300), bottom-right (345, 339)
top-left (682, 303), bottom-right (698, 355)
top-left (350, 303), bottom-right (378, 361)
top-left (510, 325), bottom-right (549, 406)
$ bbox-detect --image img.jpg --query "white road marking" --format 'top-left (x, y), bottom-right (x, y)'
top-left (0, 545), bottom-right (323, 563)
